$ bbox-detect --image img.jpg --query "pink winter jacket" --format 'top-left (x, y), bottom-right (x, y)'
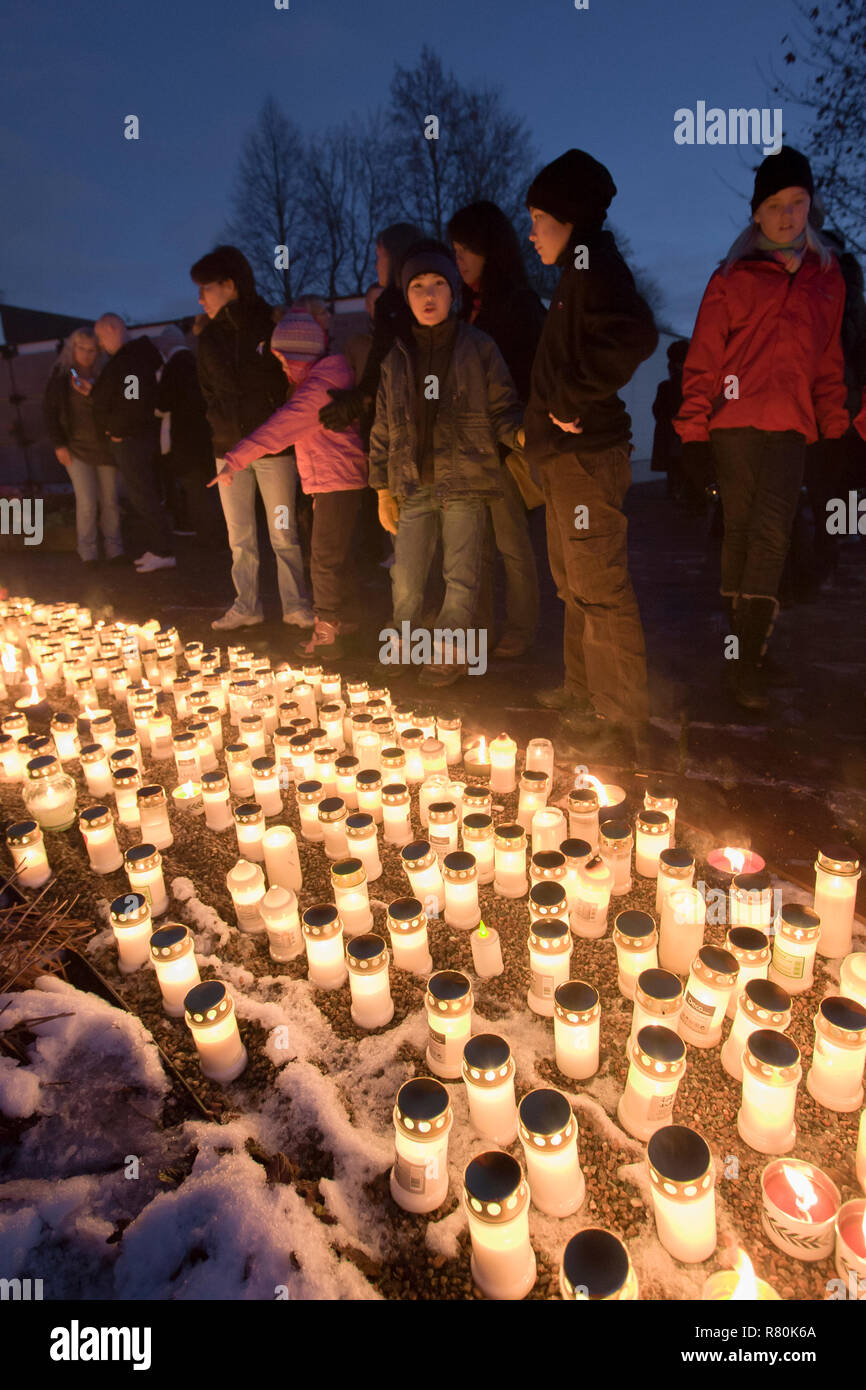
top-left (222, 354), bottom-right (367, 493)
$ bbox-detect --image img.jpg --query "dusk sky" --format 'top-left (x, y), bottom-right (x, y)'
top-left (2, 0), bottom-right (814, 335)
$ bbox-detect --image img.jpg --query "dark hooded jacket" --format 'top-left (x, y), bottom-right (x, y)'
top-left (524, 228), bottom-right (658, 462)
top-left (89, 335), bottom-right (162, 441)
top-left (195, 295), bottom-right (287, 457)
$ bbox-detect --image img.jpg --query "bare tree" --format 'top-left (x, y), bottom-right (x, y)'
top-left (770, 0), bottom-right (866, 255)
top-left (388, 46), bottom-right (537, 240)
top-left (223, 97), bottom-right (318, 304)
top-left (307, 114), bottom-right (400, 298)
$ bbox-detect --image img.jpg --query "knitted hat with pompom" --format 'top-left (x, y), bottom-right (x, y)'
top-left (271, 310), bottom-right (326, 361)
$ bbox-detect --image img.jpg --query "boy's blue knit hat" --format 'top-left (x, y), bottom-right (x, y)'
top-left (400, 245), bottom-right (462, 304)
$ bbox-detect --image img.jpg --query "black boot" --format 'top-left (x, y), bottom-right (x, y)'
top-left (730, 596), bottom-right (777, 712)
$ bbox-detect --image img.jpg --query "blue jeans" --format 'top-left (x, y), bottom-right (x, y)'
top-left (484, 463), bottom-right (540, 643)
top-left (215, 453), bottom-right (310, 617)
top-left (65, 456), bottom-right (123, 561)
top-left (391, 488), bottom-right (486, 631)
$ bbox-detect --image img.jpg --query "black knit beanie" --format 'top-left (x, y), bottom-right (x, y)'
top-left (401, 246), bottom-right (462, 305)
top-left (526, 149), bottom-right (617, 230)
top-left (751, 146), bottom-right (814, 213)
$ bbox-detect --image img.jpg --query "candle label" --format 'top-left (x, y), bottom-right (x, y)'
top-left (137, 883), bottom-right (153, 909)
top-left (428, 1027), bottom-right (449, 1063)
top-left (531, 971), bottom-right (555, 999)
top-left (771, 946), bottom-right (805, 979)
top-left (236, 901), bottom-right (264, 932)
top-left (647, 1091), bottom-right (675, 1119)
top-left (574, 897), bottom-right (602, 922)
top-left (682, 991), bottom-right (714, 1032)
top-left (393, 1154), bottom-right (427, 1195)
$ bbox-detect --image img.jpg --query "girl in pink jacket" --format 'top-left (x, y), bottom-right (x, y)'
top-left (211, 310), bottom-right (367, 655)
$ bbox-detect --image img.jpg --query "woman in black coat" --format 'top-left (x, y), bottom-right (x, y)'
top-left (448, 201), bottom-right (546, 658)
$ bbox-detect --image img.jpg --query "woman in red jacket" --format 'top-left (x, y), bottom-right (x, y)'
top-left (676, 147), bottom-right (848, 711)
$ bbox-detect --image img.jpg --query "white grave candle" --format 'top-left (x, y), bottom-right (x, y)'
top-left (488, 732), bottom-right (517, 793)
top-left (226, 858), bottom-right (266, 933)
top-left (387, 896), bottom-right (432, 975)
top-left (347, 933), bottom-right (394, 1029)
top-left (724, 926), bottom-right (771, 1016)
top-left (655, 848), bottom-right (695, 917)
top-left (5, 818), bottom-right (51, 887)
top-left (302, 903), bottom-right (347, 989)
top-left (463, 1152), bottom-right (536, 1301)
top-left (629, 968), bottom-right (684, 1044)
top-left (234, 802), bottom-right (265, 861)
top-left (345, 812), bottom-right (382, 882)
top-left (462, 1034), bottom-right (518, 1144)
top-left (471, 921), bottom-right (504, 978)
top-left (806, 996), bottom-right (866, 1112)
top-left (79, 742), bottom-right (113, 798)
top-left (720, 978), bottom-right (791, 1082)
top-left (436, 714), bottom-right (462, 766)
top-left (443, 851), bottom-right (481, 930)
top-left (296, 780), bottom-right (325, 841)
top-left (426, 970), bottom-right (473, 1079)
top-left (150, 924), bottom-right (201, 1017)
top-left (554, 980), bottom-right (600, 1080)
top-left (814, 846), bottom-right (861, 958)
top-left (382, 783), bottom-right (412, 846)
top-left (524, 737), bottom-right (555, 781)
top-left (599, 820), bottom-right (633, 896)
top-left (79, 805), bottom-right (124, 874)
top-left (399, 840), bottom-right (444, 915)
top-left (136, 784), bottom-right (173, 851)
top-left (224, 742), bottom-right (254, 798)
top-left (617, 1025), bottom-right (686, 1141)
top-left (738, 1030), bottom-right (801, 1154)
top-left (531, 807), bottom-right (567, 856)
top-left (494, 823), bottom-right (528, 898)
top-left (251, 757), bottom-right (283, 816)
top-left (658, 886), bottom-right (706, 976)
top-left (109, 891), bottom-right (152, 973)
top-left (570, 855), bottom-right (613, 939)
top-left (124, 843), bottom-right (169, 917)
top-left (331, 857), bottom-right (373, 936)
top-left (518, 1088), bottom-right (585, 1218)
top-left (184, 980), bottom-right (247, 1082)
top-left (355, 768), bottom-right (383, 823)
top-left (260, 885), bottom-right (303, 961)
top-left (568, 787), bottom-right (599, 851)
top-left (263, 824), bottom-right (303, 892)
top-left (634, 810), bottom-right (671, 878)
top-left (647, 1125), bottom-right (717, 1264)
top-left (200, 770), bottom-right (234, 831)
top-left (527, 920), bottom-right (572, 1016)
top-left (517, 771), bottom-right (550, 832)
top-left (680, 945), bottom-right (739, 1047)
top-left (391, 1078), bottom-right (453, 1214)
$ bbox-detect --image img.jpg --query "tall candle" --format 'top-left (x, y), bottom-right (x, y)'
top-left (570, 855), bottom-right (613, 939)
top-left (518, 1088), bottom-right (585, 1218)
top-left (516, 771), bottom-right (550, 832)
top-left (382, 783), bottom-right (412, 847)
top-left (425, 970), bottom-right (473, 1080)
top-left (387, 896), bottom-right (432, 975)
top-left (234, 802), bottom-right (265, 862)
top-left (79, 742), bottom-right (113, 799)
top-left (629, 968), bottom-right (684, 1043)
top-left (488, 732), bottom-right (517, 793)
top-left (345, 813), bottom-right (382, 882)
top-left (806, 996), bottom-right (866, 1112)
top-left (524, 737), bottom-right (554, 781)
top-left (738, 1030), bottom-right (801, 1154)
top-left (296, 780), bottom-right (325, 841)
top-left (634, 810), bottom-right (670, 878)
top-left (262, 824), bottom-right (303, 892)
top-left (679, 945), bottom-right (739, 1047)
top-left (150, 924), bottom-right (201, 1017)
top-left (494, 823), bottom-right (528, 898)
top-left (260, 885), bottom-right (303, 961)
top-left (617, 1025), bottom-right (686, 1141)
top-left (471, 921), bottom-right (504, 978)
top-left (647, 1125), bottom-right (716, 1264)
top-left (390, 1078), bottom-right (453, 1214)
top-left (124, 843), bottom-right (169, 917)
top-left (79, 805), bottom-right (124, 873)
top-left (599, 820), bottom-right (633, 896)
top-left (436, 714), bottom-right (462, 766)
top-left (399, 840), bottom-right (445, 914)
top-left (814, 846), bottom-right (861, 958)
top-left (463, 1152), bottom-right (536, 1301)
top-left (251, 756), bottom-right (283, 816)
top-left (462, 813), bottom-right (494, 885)
top-left (613, 909), bottom-right (658, 999)
top-left (302, 903), bottom-right (347, 989)
top-left (109, 891), bottom-right (152, 973)
top-left (531, 807), bottom-right (567, 856)
top-left (462, 1034), bottom-right (518, 1145)
top-left (724, 926), bottom-right (770, 1017)
top-left (136, 784), bottom-right (174, 851)
top-left (442, 851), bottom-right (481, 930)
top-left (554, 980), bottom-right (600, 1080)
top-left (200, 770), bottom-right (234, 831)
top-left (658, 887), bottom-right (706, 976)
top-left (720, 978), bottom-right (792, 1083)
top-left (346, 933), bottom-right (394, 1029)
top-left (331, 857), bottom-right (373, 936)
top-left (527, 920), bottom-right (572, 1017)
top-left (5, 819), bottom-right (51, 888)
top-left (226, 858), bottom-right (266, 933)
top-left (568, 787), bottom-right (599, 851)
top-left (184, 980), bottom-right (247, 1083)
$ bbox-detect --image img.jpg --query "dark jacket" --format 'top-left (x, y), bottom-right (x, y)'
top-left (651, 375), bottom-right (683, 472)
top-left (155, 348), bottom-right (213, 473)
top-left (369, 320), bottom-right (523, 502)
top-left (90, 335), bottom-right (162, 441)
top-left (195, 296), bottom-right (287, 457)
top-left (524, 228), bottom-right (658, 463)
top-left (463, 280), bottom-right (546, 404)
top-left (44, 368), bottom-right (114, 466)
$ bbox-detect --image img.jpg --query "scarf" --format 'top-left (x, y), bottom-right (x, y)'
top-left (756, 230), bottom-right (807, 275)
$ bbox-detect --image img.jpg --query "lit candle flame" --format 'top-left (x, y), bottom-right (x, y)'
top-left (728, 1249), bottom-right (758, 1301)
top-left (478, 921), bottom-right (488, 939)
top-left (1, 643), bottom-right (18, 673)
top-left (18, 666), bottom-right (42, 706)
top-left (473, 736), bottom-right (488, 762)
top-left (574, 769), bottom-right (610, 805)
top-left (782, 1164), bottom-right (818, 1223)
top-left (724, 846), bottom-right (746, 874)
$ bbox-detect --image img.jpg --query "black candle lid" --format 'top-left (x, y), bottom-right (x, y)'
top-left (443, 850), bottom-right (475, 874)
top-left (356, 768), bottom-right (382, 787)
top-left (727, 927), bottom-right (770, 953)
top-left (748, 1029), bottom-right (799, 1068)
top-left (637, 968), bottom-right (682, 1001)
top-left (388, 896), bottom-right (424, 921)
top-left (345, 812), bottom-right (374, 831)
top-left (463, 1033), bottom-right (510, 1071)
top-left (400, 840), bottom-right (432, 862)
top-left (532, 850), bottom-right (566, 872)
top-left (464, 1150), bottom-right (521, 1205)
top-left (346, 933), bottom-right (386, 962)
top-left (463, 813), bottom-right (493, 832)
top-left (562, 1229), bottom-right (630, 1300)
top-left (659, 848), bottom-right (693, 871)
top-left (529, 919), bottom-right (570, 941)
top-left (302, 903), bottom-right (339, 930)
top-left (647, 1125), bottom-right (711, 1184)
top-left (560, 837), bottom-right (592, 860)
top-left (743, 978), bottom-right (790, 1013)
top-left (617, 907), bottom-right (657, 939)
top-left (529, 880), bottom-right (567, 908)
top-left (635, 1025), bottom-right (686, 1064)
top-left (599, 819), bottom-right (630, 840)
top-left (331, 857), bottom-right (363, 879)
top-left (820, 995), bottom-right (866, 1031)
top-left (777, 903), bottom-right (821, 931)
top-left (495, 822), bottom-right (525, 842)
top-left (732, 870), bottom-right (772, 893)
top-left (396, 1076), bottom-right (449, 1124)
top-left (698, 945), bottom-right (738, 976)
top-left (427, 969), bottom-right (471, 1001)
top-left (555, 980), bottom-right (599, 1013)
top-left (518, 1087), bottom-right (572, 1136)
top-left (335, 754), bottom-right (360, 770)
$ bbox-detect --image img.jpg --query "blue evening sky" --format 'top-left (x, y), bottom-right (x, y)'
top-left (0, 0), bottom-right (812, 334)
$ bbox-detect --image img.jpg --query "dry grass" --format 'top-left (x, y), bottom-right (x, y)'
top-left (0, 873), bottom-right (94, 995)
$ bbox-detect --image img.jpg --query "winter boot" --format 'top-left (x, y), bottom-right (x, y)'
top-left (730, 596), bottom-right (777, 712)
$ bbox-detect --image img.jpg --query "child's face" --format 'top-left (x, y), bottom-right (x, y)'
top-left (529, 207), bottom-right (574, 265)
top-left (407, 274), bottom-right (452, 326)
top-left (752, 186), bottom-right (810, 245)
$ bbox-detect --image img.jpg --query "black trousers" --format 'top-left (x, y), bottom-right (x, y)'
top-left (710, 428), bottom-right (806, 599)
top-left (110, 435), bottom-right (174, 557)
top-left (310, 490), bottom-right (364, 622)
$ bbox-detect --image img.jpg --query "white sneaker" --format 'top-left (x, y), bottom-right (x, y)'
top-left (212, 605), bottom-right (265, 630)
top-left (134, 552), bottom-right (177, 572)
top-left (283, 609), bottom-right (316, 628)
